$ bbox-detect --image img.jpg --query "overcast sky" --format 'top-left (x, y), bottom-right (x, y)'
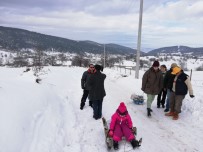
top-left (0, 0), bottom-right (203, 50)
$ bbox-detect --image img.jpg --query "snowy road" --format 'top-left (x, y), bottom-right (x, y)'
top-left (0, 67), bottom-right (203, 152)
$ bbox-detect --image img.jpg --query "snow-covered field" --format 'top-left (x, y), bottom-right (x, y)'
top-left (0, 66), bottom-right (203, 152)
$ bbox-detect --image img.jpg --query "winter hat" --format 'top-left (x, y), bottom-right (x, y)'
top-left (171, 66), bottom-right (181, 75)
top-left (118, 102), bottom-right (127, 114)
top-left (171, 63), bottom-right (177, 68)
top-left (152, 61), bottom-right (160, 67)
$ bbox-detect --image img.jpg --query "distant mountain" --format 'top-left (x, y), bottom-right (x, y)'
top-left (147, 46), bottom-right (203, 56)
top-left (0, 26), bottom-right (138, 55)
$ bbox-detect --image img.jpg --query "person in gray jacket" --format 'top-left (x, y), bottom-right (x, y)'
top-left (141, 61), bottom-right (163, 117)
top-left (80, 64), bottom-right (96, 110)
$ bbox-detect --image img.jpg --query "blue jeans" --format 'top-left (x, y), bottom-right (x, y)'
top-left (92, 100), bottom-right (103, 119)
top-left (165, 89), bottom-right (171, 110)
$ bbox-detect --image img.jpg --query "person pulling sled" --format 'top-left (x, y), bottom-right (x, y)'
top-left (108, 102), bottom-right (141, 150)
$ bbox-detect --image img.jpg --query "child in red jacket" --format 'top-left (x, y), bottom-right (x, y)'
top-left (108, 102), bottom-right (140, 150)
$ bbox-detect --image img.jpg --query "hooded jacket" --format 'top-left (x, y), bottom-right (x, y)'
top-left (110, 103), bottom-right (133, 131)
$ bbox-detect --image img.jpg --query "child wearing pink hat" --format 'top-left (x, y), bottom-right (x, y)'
top-left (108, 102), bottom-right (140, 150)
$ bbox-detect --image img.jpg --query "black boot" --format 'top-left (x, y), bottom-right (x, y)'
top-left (164, 108), bottom-right (169, 112)
top-left (130, 139), bottom-right (137, 149)
top-left (113, 140), bottom-right (119, 150)
top-left (80, 102), bottom-right (85, 110)
top-left (147, 108), bottom-right (151, 117)
top-left (131, 139), bottom-right (141, 148)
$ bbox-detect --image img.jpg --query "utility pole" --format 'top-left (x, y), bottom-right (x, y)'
top-left (135, 0), bottom-right (144, 79)
top-left (104, 44), bottom-right (106, 68)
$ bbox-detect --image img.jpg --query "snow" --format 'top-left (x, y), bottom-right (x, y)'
top-left (0, 66), bottom-right (203, 152)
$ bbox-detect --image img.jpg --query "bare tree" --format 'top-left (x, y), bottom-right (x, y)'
top-left (72, 55), bottom-right (83, 67)
top-left (13, 56), bottom-right (28, 67)
top-left (58, 53), bottom-right (67, 65)
top-left (32, 47), bottom-right (44, 76)
top-left (0, 57), bottom-right (3, 66)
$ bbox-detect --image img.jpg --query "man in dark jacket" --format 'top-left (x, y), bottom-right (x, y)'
top-left (88, 64), bottom-right (106, 120)
top-left (165, 66), bottom-right (194, 120)
top-left (141, 61), bottom-right (163, 117)
top-left (80, 64), bottom-right (96, 110)
top-left (163, 63), bottom-right (177, 112)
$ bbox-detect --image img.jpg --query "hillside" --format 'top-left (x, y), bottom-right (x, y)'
top-left (147, 46), bottom-right (203, 56)
top-left (0, 26), bottom-right (136, 55)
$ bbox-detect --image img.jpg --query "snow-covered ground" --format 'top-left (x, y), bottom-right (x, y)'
top-left (0, 66), bottom-right (203, 152)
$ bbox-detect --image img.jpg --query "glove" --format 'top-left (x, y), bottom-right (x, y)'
top-left (190, 95), bottom-right (194, 98)
top-left (108, 130), bottom-right (113, 137)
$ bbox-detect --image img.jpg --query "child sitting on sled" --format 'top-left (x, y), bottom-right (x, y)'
top-left (108, 102), bottom-right (140, 150)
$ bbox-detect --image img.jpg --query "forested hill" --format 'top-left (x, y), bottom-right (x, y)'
top-left (0, 26), bottom-right (136, 55)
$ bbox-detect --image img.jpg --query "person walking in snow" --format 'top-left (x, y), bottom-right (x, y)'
top-left (165, 66), bottom-right (194, 120)
top-left (157, 65), bottom-right (167, 108)
top-left (80, 64), bottom-right (96, 110)
top-left (163, 63), bottom-right (177, 112)
top-left (108, 102), bottom-right (140, 150)
top-left (88, 64), bottom-right (106, 120)
top-left (141, 60), bottom-right (163, 117)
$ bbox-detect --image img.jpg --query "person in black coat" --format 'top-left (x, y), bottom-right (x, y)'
top-left (157, 65), bottom-right (167, 108)
top-left (163, 63), bottom-right (177, 112)
top-left (88, 64), bottom-right (106, 120)
top-left (80, 64), bottom-right (96, 110)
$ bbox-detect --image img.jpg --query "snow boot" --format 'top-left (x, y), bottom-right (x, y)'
top-left (113, 140), bottom-right (119, 150)
top-left (147, 108), bottom-right (151, 117)
top-left (80, 102), bottom-right (85, 110)
top-left (131, 139), bottom-right (141, 148)
top-left (172, 113), bottom-right (179, 120)
top-left (165, 111), bottom-right (175, 116)
top-left (130, 139), bottom-right (137, 149)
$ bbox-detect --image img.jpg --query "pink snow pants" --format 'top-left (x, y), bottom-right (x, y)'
top-left (113, 123), bottom-right (135, 142)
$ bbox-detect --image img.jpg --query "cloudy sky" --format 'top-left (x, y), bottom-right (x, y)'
top-left (0, 0), bottom-right (203, 50)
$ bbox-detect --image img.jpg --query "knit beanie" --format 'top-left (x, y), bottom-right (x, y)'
top-left (118, 102), bottom-right (127, 114)
top-left (152, 61), bottom-right (160, 67)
